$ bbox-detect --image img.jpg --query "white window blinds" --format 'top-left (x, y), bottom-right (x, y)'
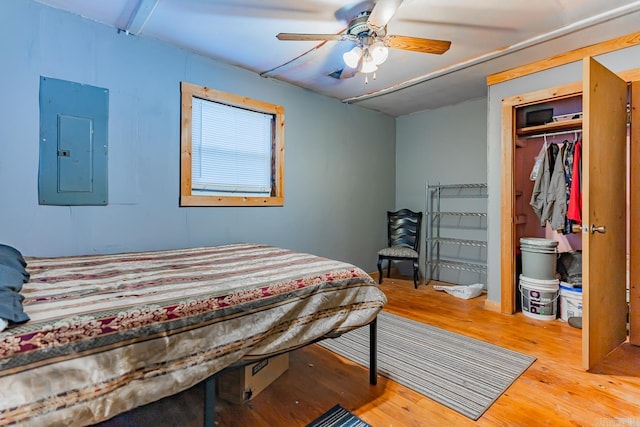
top-left (191, 97), bottom-right (273, 196)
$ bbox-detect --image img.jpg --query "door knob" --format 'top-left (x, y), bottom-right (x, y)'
top-left (591, 224), bottom-right (607, 234)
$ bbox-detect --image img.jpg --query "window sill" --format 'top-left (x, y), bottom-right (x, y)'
top-left (180, 195), bottom-right (284, 207)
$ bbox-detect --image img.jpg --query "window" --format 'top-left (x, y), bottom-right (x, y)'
top-left (180, 82), bottom-right (284, 206)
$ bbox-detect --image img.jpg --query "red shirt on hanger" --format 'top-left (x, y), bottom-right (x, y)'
top-left (567, 139), bottom-right (582, 223)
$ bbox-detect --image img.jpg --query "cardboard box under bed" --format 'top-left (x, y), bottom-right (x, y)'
top-left (218, 353), bottom-right (290, 404)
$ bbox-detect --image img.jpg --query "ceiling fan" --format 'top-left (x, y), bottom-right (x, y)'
top-left (276, 0), bottom-right (451, 80)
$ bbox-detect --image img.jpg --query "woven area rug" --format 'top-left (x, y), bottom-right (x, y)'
top-left (319, 311), bottom-right (536, 420)
top-left (306, 404), bottom-right (371, 427)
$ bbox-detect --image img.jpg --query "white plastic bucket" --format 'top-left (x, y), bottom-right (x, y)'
top-left (520, 238), bottom-right (558, 280)
top-left (559, 284), bottom-right (583, 322)
top-left (519, 274), bottom-right (559, 321)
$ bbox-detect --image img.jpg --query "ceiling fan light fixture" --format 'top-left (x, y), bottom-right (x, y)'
top-left (359, 49), bottom-right (378, 74)
top-left (343, 46), bottom-right (362, 69)
top-left (370, 41), bottom-right (389, 65)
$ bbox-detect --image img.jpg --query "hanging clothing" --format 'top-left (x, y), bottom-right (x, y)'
top-left (562, 140), bottom-right (576, 234)
top-left (547, 146), bottom-right (568, 230)
top-left (548, 143), bottom-right (559, 175)
top-left (567, 139), bottom-right (582, 224)
top-left (530, 142), bottom-right (567, 229)
top-left (530, 145), bottom-right (551, 225)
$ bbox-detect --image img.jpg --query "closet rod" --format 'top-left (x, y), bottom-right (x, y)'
top-left (525, 121), bottom-right (628, 140)
top-left (525, 129), bottom-right (582, 139)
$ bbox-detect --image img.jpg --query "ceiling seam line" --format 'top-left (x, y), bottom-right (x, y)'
top-left (124, 0), bottom-right (159, 35)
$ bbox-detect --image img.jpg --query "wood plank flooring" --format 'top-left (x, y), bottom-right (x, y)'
top-left (95, 277), bottom-right (640, 427)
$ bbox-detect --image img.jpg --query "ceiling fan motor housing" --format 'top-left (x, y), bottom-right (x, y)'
top-left (348, 12), bottom-right (387, 38)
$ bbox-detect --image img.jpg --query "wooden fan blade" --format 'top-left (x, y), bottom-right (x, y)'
top-left (368, 0), bottom-right (404, 30)
top-left (387, 35), bottom-right (451, 54)
top-left (276, 33), bottom-right (344, 41)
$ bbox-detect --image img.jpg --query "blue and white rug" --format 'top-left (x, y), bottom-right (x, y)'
top-left (319, 311), bottom-right (536, 420)
top-left (306, 404), bottom-right (371, 427)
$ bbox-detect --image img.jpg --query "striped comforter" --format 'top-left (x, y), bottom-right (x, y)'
top-left (0, 244), bottom-right (386, 426)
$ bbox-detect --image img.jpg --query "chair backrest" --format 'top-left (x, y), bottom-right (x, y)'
top-left (387, 209), bottom-right (422, 252)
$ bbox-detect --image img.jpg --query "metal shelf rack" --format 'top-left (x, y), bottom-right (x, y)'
top-left (426, 237), bottom-right (487, 247)
top-left (426, 182), bottom-right (488, 284)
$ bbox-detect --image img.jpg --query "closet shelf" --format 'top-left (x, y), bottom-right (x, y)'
top-left (426, 259), bottom-right (487, 274)
top-left (516, 118), bottom-right (582, 136)
top-left (427, 237), bottom-right (487, 248)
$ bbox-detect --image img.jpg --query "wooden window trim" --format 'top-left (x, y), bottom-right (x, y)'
top-left (180, 82), bottom-right (284, 207)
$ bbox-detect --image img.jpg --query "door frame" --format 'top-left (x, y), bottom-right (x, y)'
top-left (500, 68), bottom-right (640, 316)
top-left (500, 83), bottom-right (581, 314)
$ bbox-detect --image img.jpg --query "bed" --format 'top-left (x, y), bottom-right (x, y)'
top-left (0, 243), bottom-right (386, 426)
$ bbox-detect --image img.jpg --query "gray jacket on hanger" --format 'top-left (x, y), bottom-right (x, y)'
top-left (530, 146), bottom-right (567, 230)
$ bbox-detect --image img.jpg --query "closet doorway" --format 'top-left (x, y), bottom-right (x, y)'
top-left (500, 57), bottom-right (629, 370)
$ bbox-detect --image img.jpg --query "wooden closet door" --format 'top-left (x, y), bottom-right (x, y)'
top-left (582, 57), bottom-right (628, 370)
top-left (631, 81), bottom-right (640, 346)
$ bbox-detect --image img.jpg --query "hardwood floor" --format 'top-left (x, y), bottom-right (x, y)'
top-left (96, 277), bottom-right (640, 427)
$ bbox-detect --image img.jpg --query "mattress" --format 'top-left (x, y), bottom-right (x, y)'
top-left (0, 243), bottom-right (386, 426)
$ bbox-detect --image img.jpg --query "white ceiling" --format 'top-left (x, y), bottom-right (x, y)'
top-left (35, 0), bottom-right (640, 116)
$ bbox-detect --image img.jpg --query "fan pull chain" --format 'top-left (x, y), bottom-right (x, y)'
top-left (364, 72), bottom-right (378, 84)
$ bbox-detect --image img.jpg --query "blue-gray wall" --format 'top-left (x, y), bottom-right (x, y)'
top-left (0, 1), bottom-right (396, 272)
top-left (395, 98), bottom-right (488, 283)
top-left (396, 98), bottom-right (487, 209)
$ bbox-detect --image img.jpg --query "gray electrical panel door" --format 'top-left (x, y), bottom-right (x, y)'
top-left (39, 76), bottom-right (108, 205)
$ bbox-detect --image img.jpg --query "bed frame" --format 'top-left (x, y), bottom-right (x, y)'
top-left (1, 244), bottom-right (386, 426)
